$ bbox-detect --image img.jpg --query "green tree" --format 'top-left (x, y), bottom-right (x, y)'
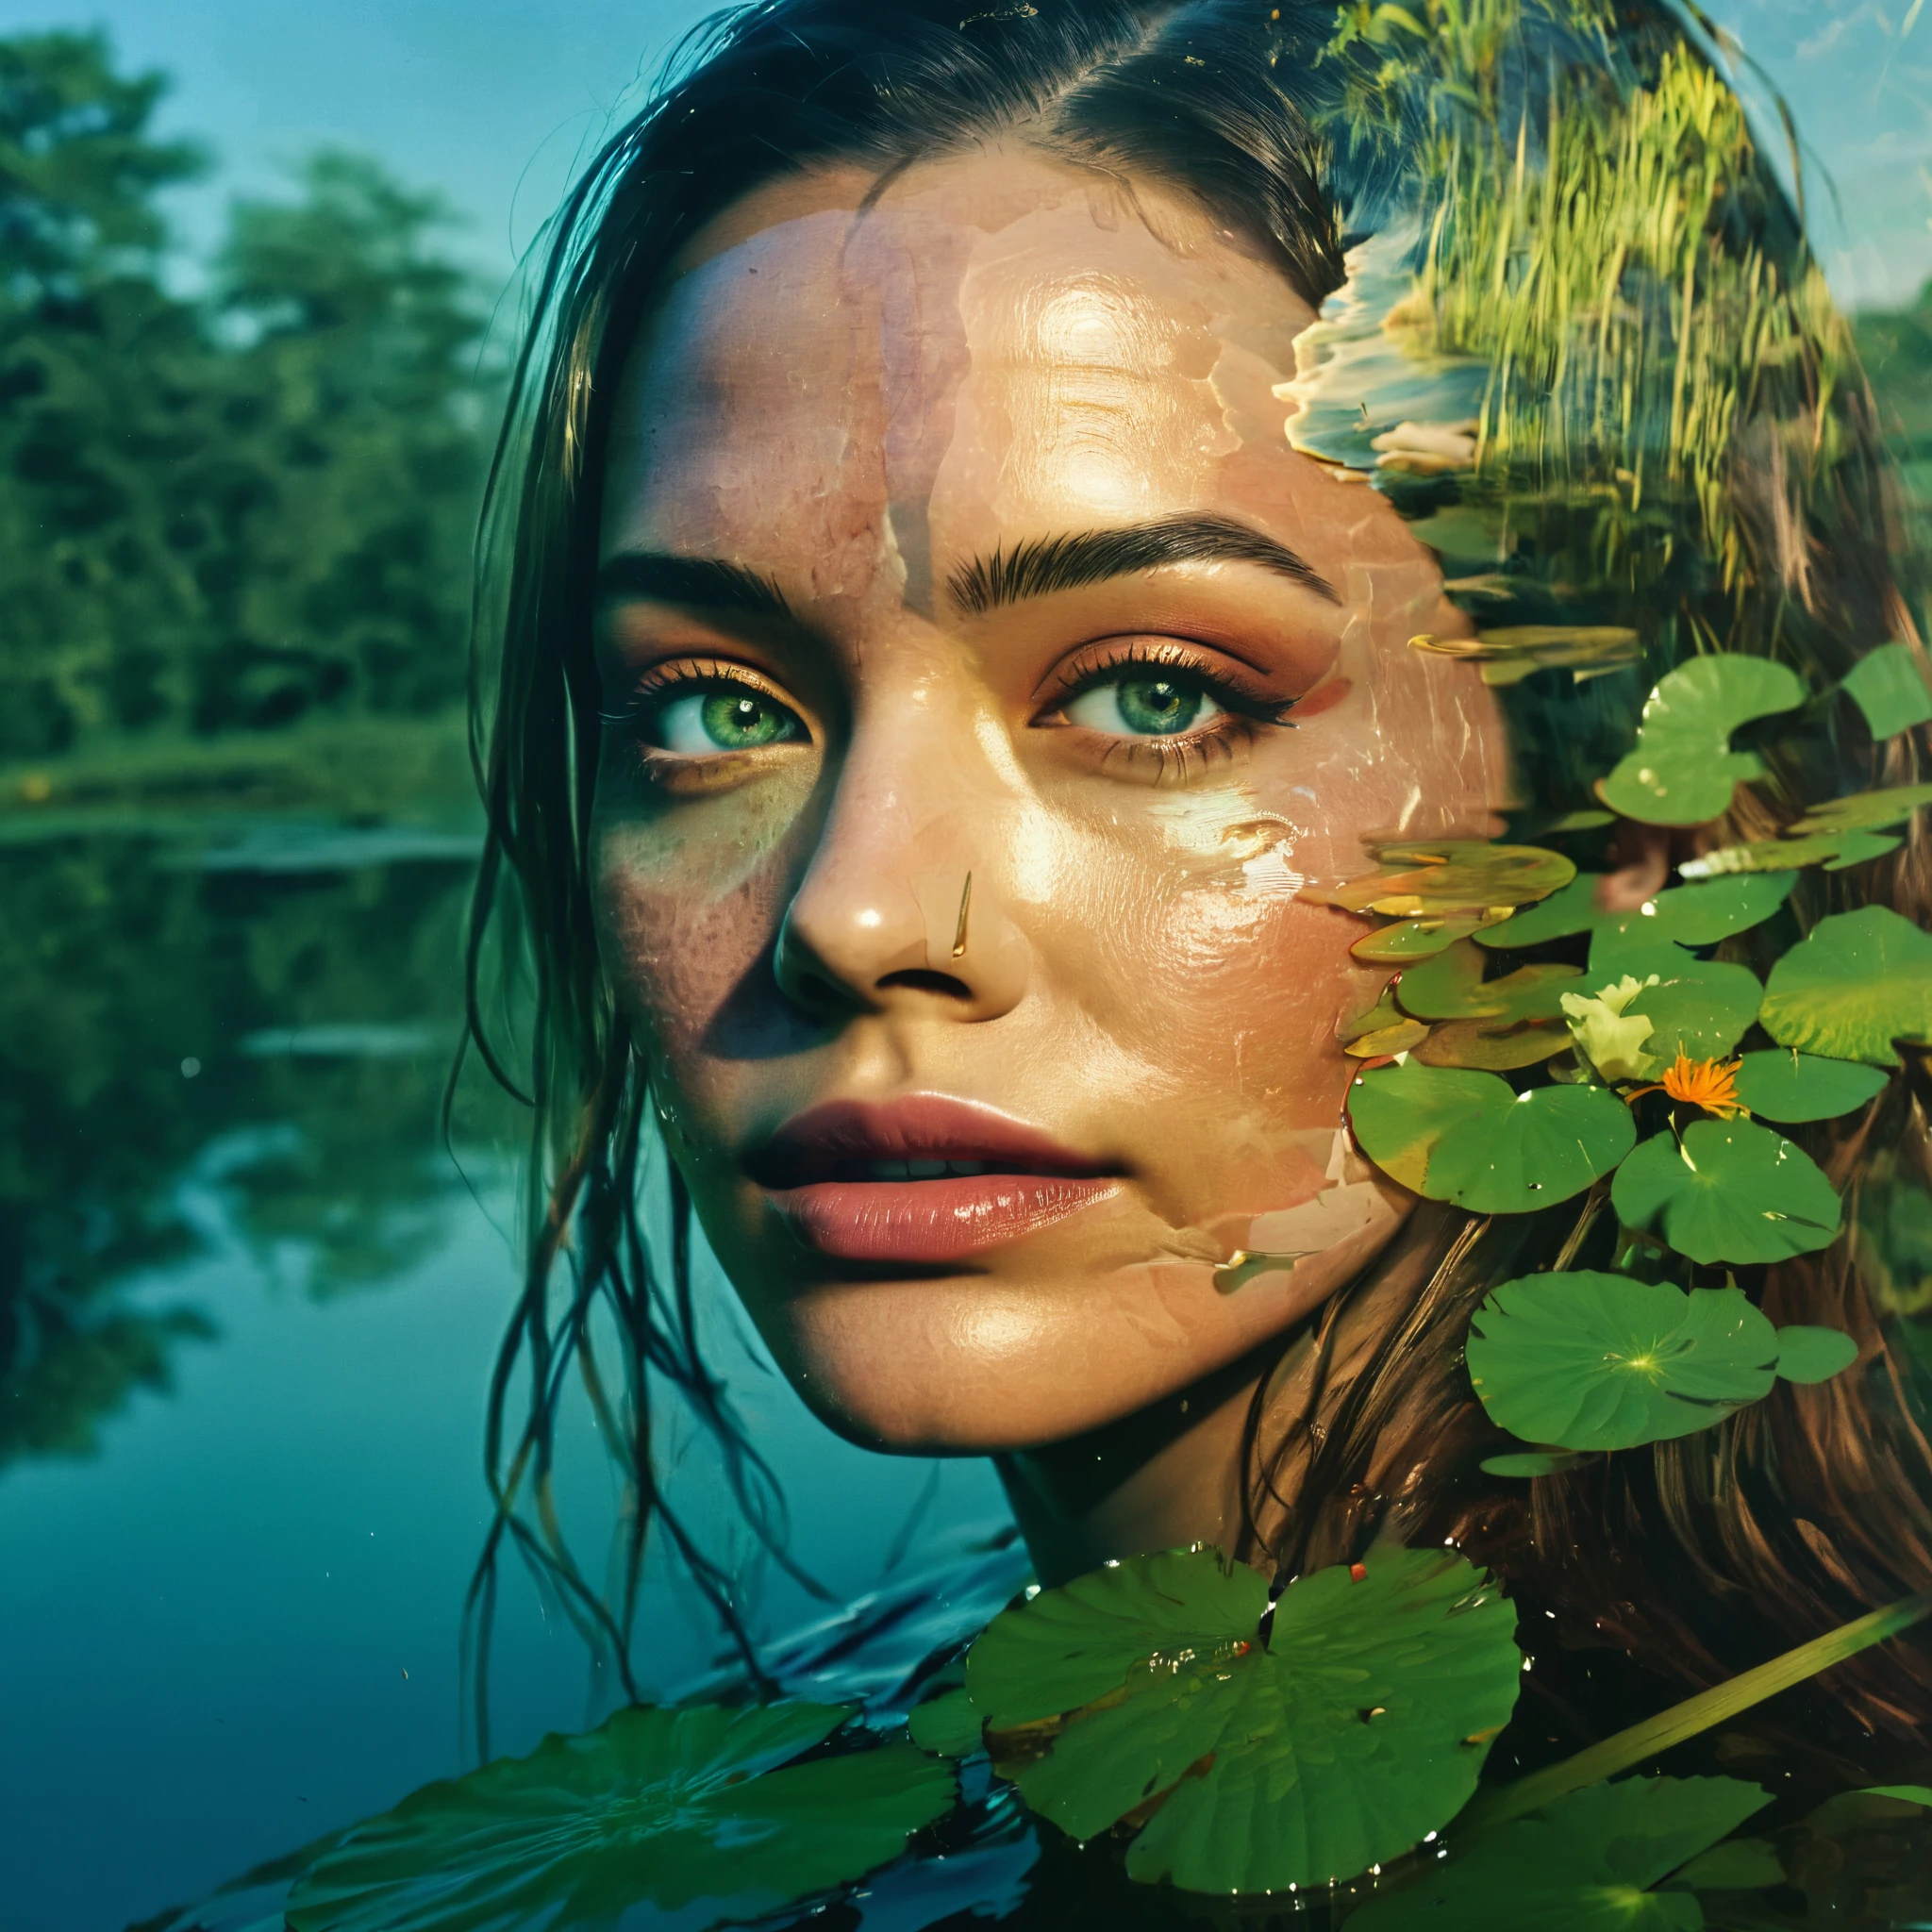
top-left (0, 31), bottom-right (491, 757)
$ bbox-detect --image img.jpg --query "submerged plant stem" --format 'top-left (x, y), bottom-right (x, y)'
top-left (1457, 1591), bottom-right (1932, 1834)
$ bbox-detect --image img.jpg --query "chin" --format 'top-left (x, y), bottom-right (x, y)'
top-left (745, 1270), bottom-right (1242, 1457)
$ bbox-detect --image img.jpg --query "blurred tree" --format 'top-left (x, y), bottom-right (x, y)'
top-left (0, 30), bottom-right (491, 758)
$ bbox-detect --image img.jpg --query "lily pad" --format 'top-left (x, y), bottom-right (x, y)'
top-left (1324, 841), bottom-right (1576, 919)
top-left (1791, 782), bottom-right (1932, 837)
top-left (1393, 940), bottom-right (1582, 1024)
top-left (1349, 1775), bottom-right (1770, 1932)
top-left (1774, 1324), bottom-right (1859, 1384)
top-left (1598, 657), bottom-right (1807, 826)
top-left (1841, 642), bottom-right (1932, 740)
top-left (964, 1545), bottom-right (1520, 1895)
top-left (1584, 941), bottom-right (1763, 1063)
top-left (908, 1688), bottom-right (983, 1758)
top-left (1351, 914), bottom-right (1491, 962)
top-left (1467, 1274), bottom-right (1779, 1450)
top-left (1729, 1051), bottom-right (1890, 1123)
top-left (284, 1702), bottom-right (954, 1932)
top-left (1348, 1060), bottom-right (1636, 1213)
top-left (1759, 905), bottom-right (1932, 1067)
top-left (1678, 783), bottom-right (1932, 879)
top-left (1413, 1018), bottom-right (1575, 1070)
top-left (1479, 872), bottom-right (1794, 951)
top-left (1611, 1120), bottom-right (1841, 1265)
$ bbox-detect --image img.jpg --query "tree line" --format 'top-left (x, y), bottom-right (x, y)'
top-left (0, 29), bottom-right (493, 762)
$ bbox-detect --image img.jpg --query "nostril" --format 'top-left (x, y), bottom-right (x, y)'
top-left (876, 967), bottom-right (973, 1001)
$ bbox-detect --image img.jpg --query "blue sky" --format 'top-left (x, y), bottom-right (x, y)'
top-left (1, 1), bottom-right (1928, 308)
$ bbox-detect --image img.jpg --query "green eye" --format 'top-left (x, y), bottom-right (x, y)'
top-left (1064, 674), bottom-right (1224, 738)
top-left (653, 687), bottom-right (804, 753)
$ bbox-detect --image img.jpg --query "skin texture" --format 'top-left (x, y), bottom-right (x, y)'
top-left (591, 150), bottom-right (1513, 1574)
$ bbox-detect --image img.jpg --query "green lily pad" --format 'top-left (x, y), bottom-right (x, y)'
top-left (1325, 841), bottom-right (1576, 918)
top-left (1729, 1051), bottom-right (1890, 1123)
top-left (1351, 914), bottom-right (1491, 961)
top-left (1349, 1776), bottom-right (1770, 1932)
top-left (1679, 783), bottom-right (1932, 879)
top-left (1467, 1274), bottom-right (1779, 1450)
top-left (1412, 1018), bottom-right (1575, 1070)
top-left (1841, 643), bottom-right (1932, 740)
top-left (1661, 1837), bottom-right (1786, 1890)
top-left (1611, 1120), bottom-right (1841, 1265)
top-left (1774, 1324), bottom-right (1859, 1384)
top-left (908, 1687), bottom-right (983, 1757)
top-left (1760, 905), bottom-right (1932, 1068)
top-left (1791, 782), bottom-right (1932, 837)
top-left (1394, 940), bottom-right (1582, 1024)
top-left (1348, 1060), bottom-right (1636, 1213)
top-left (965, 1545), bottom-right (1520, 1894)
top-left (1599, 657), bottom-right (1807, 826)
top-left (1580, 941), bottom-right (1764, 1065)
top-left (1480, 1450), bottom-right (1587, 1477)
top-left (1479, 873), bottom-right (1795, 951)
top-left (284, 1702), bottom-right (954, 1932)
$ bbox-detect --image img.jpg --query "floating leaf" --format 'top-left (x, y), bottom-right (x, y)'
top-left (1791, 782), bottom-right (1932, 837)
top-left (1678, 783), bottom-right (1932, 878)
top-left (1350, 1776), bottom-right (1770, 1932)
top-left (1413, 1018), bottom-right (1574, 1070)
top-left (1774, 1324), bottom-right (1859, 1385)
top-left (965, 1546), bottom-right (1519, 1895)
top-left (1586, 941), bottom-right (1763, 1063)
top-left (1611, 1121), bottom-right (1841, 1264)
top-left (1394, 940), bottom-right (1582, 1024)
top-left (1480, 1450), bottom-right (1586, 1477)
top-left (1760, 905), bottom-right (1932, 1067)
top-left (1348, 1061), bottom-right (1635, 1213)
top-left (1351, 915), bottom-right (1491, 962)
top-left (1598, 657), bottom-right (1807, 826)
top-left (908, 1688), bottom-right (983, 1758)
top-left (1324, 841), bottom-right (1576, 919)
top-left (285, 1703), bottom-right (953, 1932)
top-left (1467, 1274), bottom-right (1779, 1450)
top-left (1729, 1051), bottom-right (1890, 1123)
top-left (1480, 872), bottom-right (1794, 951)
top-left (1662, 1837), bottom-right (1786, 1890)
top-left (1841, 642), bottom-right (1932, 740)
top-left (1411, 625), bottom-right (1641, 687)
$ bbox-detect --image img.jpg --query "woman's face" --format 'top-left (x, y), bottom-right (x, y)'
top-left (592, 151), bottom-right (1506, 1452)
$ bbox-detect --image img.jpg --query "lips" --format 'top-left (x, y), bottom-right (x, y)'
top-left (745, 1095), bottom-right (1120, 1264)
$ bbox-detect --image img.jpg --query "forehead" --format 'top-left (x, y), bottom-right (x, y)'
top-left (599, 152), bottom-right (1325, 567)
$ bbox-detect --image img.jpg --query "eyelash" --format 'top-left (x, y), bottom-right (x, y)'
top-left (1042, 641), bottom-right (1298, 776)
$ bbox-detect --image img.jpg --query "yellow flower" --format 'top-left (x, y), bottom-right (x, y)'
top-left (1629, 1054), bottom-right (1748, 1119)
top-left (1559, 973), bottom-right (1660, 1083)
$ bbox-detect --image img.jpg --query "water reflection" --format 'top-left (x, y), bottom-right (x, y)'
top-left (0, 816), bottom-right (490, 1462)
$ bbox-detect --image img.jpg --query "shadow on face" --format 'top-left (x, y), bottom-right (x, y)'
top-left (589, 146), bottom-right (1507, 1454)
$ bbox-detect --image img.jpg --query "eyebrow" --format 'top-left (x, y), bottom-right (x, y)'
top-left (946, 513), bottom-right (1341, 615)
top-left (596, 551), bottom-right (792, 617)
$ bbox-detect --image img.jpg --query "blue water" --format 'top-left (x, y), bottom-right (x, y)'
top-left (0, 824), bottom-right (1010, 1932)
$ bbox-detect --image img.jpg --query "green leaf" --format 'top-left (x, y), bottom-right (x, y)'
top-left (908, 1687), bottom-right (982, 1757)
top-left (1467, 1274), bottom-right (1778, 1451)
top-left (1325, 841), bottom-right (1576, 918)
top-left (1351, 915), bottom-right (1489, 961)
top-left (964, 1546), bottom-right (1520, 1895)
top-left (1800, 1783), bottom-right (1932, 1838)
top-left (1791, 782), bottom-right (1932, 836)
top-left (1598, 657), bottom-right (1807, 826)
top-left (1348, 1061), bottom-right (1636, 1212)
top-left (1350, 1776), bottom-right (1770, 1932)
top-left (1480, 1450), bottom-right (1586, 1477)
top-left (1480, 873), bottom-right (1794, 951)
top-left (1412, 1018), bottom-right (1575, 1070)
top-left (1662, 1838), bottom-right (1785, 1890)
top-left (1683, 787), bottom-right (1932, 879)
top-left (1841, 643), bottom-right (1932, 740)
top-left (284, 1703), bottom-right (954, 1932)
top-left (1760, 905), bottom-right (1932, 1068)
top-left (1774, 1324), bottom-right (1859, 1384)
top-left (1729, 1051), bottom-right (1890, 1123)
top-left (1394, 939), bottom-right (1581, 1023)
top-left (1583, 941), bottom-right (1763, 1062)
top-left (1611, 1121), bottom-right (1841, 1264)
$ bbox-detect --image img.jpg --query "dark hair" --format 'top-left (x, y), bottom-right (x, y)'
top-left (460, 0), bottom-right (1932, 1757)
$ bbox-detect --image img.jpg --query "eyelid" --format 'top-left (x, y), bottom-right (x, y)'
top-left (1037, 637), bottom-right (1294, 724)
top-left (600, 654), bottom-right (808, 729)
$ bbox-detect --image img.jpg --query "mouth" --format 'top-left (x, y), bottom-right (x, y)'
top-left (744, 1094), bottom-right (1121, 1264)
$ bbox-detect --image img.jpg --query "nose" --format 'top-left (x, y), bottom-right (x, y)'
top-left (773, 720), bottom-right (1031, 1024)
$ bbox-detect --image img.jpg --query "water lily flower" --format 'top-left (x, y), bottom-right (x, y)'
top-left (1628, 1053), bottom-right (1748, 1119)
top-left (1559, 974), bottom-right (1661, 1083)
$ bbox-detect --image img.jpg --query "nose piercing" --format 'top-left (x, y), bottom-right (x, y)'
top-left (951, 873), bottom-right (973, 959)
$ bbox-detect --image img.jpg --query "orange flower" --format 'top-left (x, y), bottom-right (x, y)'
top-left (1628, 1053), bottom-right (1747, 1119)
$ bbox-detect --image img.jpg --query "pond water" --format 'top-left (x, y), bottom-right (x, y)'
top-left (0, 811), bottom-right (1009, 1932)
